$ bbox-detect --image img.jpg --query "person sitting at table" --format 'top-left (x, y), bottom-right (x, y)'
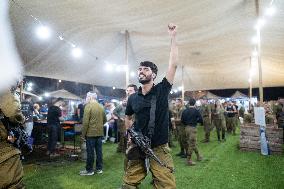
top-left (33, 103), bottom-right (42, 121)
top-left (46, 98), bottom-right (64, 157)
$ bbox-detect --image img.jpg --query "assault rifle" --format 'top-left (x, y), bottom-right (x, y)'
top-left (127, 127), bottom-right (174, 173)
top-left (0, 111), bottom-right (32, 153)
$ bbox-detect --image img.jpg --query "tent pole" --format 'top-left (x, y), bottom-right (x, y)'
top-left (255, 0), bottom-right (264, 105)
top-left (181, 65), bottom-right (184, 102)
top-left (125, 30), bottom-right (129, 88)
top-left (249, 57), bottom-right (253, 110)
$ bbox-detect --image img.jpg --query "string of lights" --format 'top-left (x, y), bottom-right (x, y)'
top-left (10, 0), bottom-right (86, 59)
top-left (10, 0), bottom-right (139, 93)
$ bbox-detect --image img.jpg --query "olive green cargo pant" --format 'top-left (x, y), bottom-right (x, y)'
top-left (213, 119), bottom-right (226, 140)
top-left (0, 144), bottom-right (24, 189)
top-left (122, 144), bottom-right (176, 189)
top-left (203, 117), bottom-right (212, 142)
top-left (117, 119), bottom-right (127, 153)
top-left (226, 117), bottom-right (235, 134)
top-left (184, 126), bottom-right (200, 159)
top-left (176, 124), bottom-right (186, 153)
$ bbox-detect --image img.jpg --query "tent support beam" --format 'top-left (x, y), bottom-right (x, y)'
top-left (125, 30), bottom-right (129, 88)
top-left (255, 0), bottom-right (264, 105)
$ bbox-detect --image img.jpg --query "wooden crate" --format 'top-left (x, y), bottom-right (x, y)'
top-left (240, 124), bottom-right (283, 154)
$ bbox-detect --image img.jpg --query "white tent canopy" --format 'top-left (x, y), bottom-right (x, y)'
top-left (9, 0), bottom-right (284, 91)
top-left (204, 91), bottom-right (221, 100)
top-left (231, 90), bottom-right (249, 99)
top-left (46, 89), bottom-right (82, 101)
top-left (16, 89), bottom-right (39, 98)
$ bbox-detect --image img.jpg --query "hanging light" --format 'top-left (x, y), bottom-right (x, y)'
top-left (44, 92), bottom-right (50, 97)
top-left (251, 36), bottom-right (259, 44)
top-left (130, 71), bottom-right (135, 77)
top-left (36, 25), bottom-right (51, 40)
top-left (105, 64), bottom-right (114, 72)
top-left (254, 18), bottom-right (266, 30)
top-left (72, 47), bottom-right (83, 58)
top-left (252, 49), bottom-right (258, 57)
top-left (265, 6), bottom-right (276, 17)
top-left (27, 86), bottom-right (32, 91)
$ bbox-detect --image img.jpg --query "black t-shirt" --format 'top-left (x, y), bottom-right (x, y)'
top-left (181, 107), bottom-right (203, 127)
top-left (21, 101), bottom-right (34, 122)
top-left (78, 104), bottom-right (85, 119)
top-left (47, 105), bottom-right (62, 125)
top-left (226, 106), bottom-right (235, 117)
top-left (125, 77), bottom-right (172, 148)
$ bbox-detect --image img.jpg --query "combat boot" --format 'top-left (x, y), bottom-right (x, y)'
top-left (187, 159), bottom-right (196, 166)
top-left (187, 155), bottom-right (196, 166)
top-left (197, 154), bottom-right (203, 161)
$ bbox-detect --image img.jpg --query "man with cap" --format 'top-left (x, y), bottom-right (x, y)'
top-left (80, 92), bottom-right (107, 176)
top-left (122, 24), bottom-right (178, 189)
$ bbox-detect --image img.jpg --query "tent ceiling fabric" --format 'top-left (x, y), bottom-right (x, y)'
top-left (47, 89), bottom-right (82, 100)
top-left (9, 0), bottom-right (284, 91)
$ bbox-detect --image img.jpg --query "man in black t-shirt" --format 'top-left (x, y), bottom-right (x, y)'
top-left (181, 98), bottom-right (203, 166)
top-left (46, 98), bottom-right (63, 157)
top-left (122, 24), bottom-right (178, 189)
top-left (77, 103), bottom-right (85, 123)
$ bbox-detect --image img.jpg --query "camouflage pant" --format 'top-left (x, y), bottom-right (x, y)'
top-left (168, 129), bottom-right (174, 148)
top-left (0, 144), bottom-right (24, 189)
top-left (184, 126), bottom-right (199, 159)
top-left (117, 132), bottom-right (127, 153)
top-left (213, 119), bottom-right (226, 140)
top-left (203, 117), bottom-right (212, 141)
top-left (226, 117), bottom-right (236, 134)
top-left (176, 125), bottom-right (186, 153)
top-left (122, 144), bottom-right (176, 189)
top-left (117, 119), bottom-right (126, 153)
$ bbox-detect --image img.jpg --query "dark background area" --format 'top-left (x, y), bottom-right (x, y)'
top-left (24, 76), bottom-right (284, 101)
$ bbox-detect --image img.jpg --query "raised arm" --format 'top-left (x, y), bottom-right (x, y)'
top-left (166, 23), bottom-right (178, 85)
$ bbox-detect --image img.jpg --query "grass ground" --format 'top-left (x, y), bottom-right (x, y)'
top-left (23, 126), bottom-right (284, 189)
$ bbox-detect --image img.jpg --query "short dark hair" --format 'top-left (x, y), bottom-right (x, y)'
top-left (139, 61), bottom-right (158, 75)
top-left (127, 84), bottom-right (138, 92)
top-left (189, 98), bottom-right (196, 106)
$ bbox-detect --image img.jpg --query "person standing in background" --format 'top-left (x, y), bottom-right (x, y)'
top-left (80, 92), bottom-right (107, 176)
top-left (21, 95), bottom-right (34, 137)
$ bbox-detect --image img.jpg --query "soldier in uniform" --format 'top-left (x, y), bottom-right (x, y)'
top-left (243, 111), bottom-right (253, 124)
top-left (181, 98), bottom-right (203, 166)
top-left (264, 103), bottom-right (275, 125)
top-left (225, 101), bottom-right (237, 135)
top-left (173, 98), bottom-right (186, 157)
top-left (113, 98), bottom-right (127, 153)
top-left (276, 104), bottom-right (284, 142)
top-left (200, 98), bottom-right (212, 143)
top-left (212, 100), bottom-right (226, 142)
top-left (0, 90), bottom-right (25, 188)
top-left (113, 84), bottom-right (138, 154)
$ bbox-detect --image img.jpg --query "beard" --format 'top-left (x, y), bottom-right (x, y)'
top-left (138, 74), bottom-right (152, 84)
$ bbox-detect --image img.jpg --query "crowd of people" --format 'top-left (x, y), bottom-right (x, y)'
top-left (1, 23), bottom-right (283, 189)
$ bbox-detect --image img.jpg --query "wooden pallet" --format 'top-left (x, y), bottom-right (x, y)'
top-left (240, 124), bottom-right (283, 154)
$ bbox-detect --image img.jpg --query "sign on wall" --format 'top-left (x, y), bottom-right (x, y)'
top-left (254, 107), bottom-right (266, 127)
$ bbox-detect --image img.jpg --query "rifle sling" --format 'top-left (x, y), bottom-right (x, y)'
top-left (147, 95), bottom-right (156, 140)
